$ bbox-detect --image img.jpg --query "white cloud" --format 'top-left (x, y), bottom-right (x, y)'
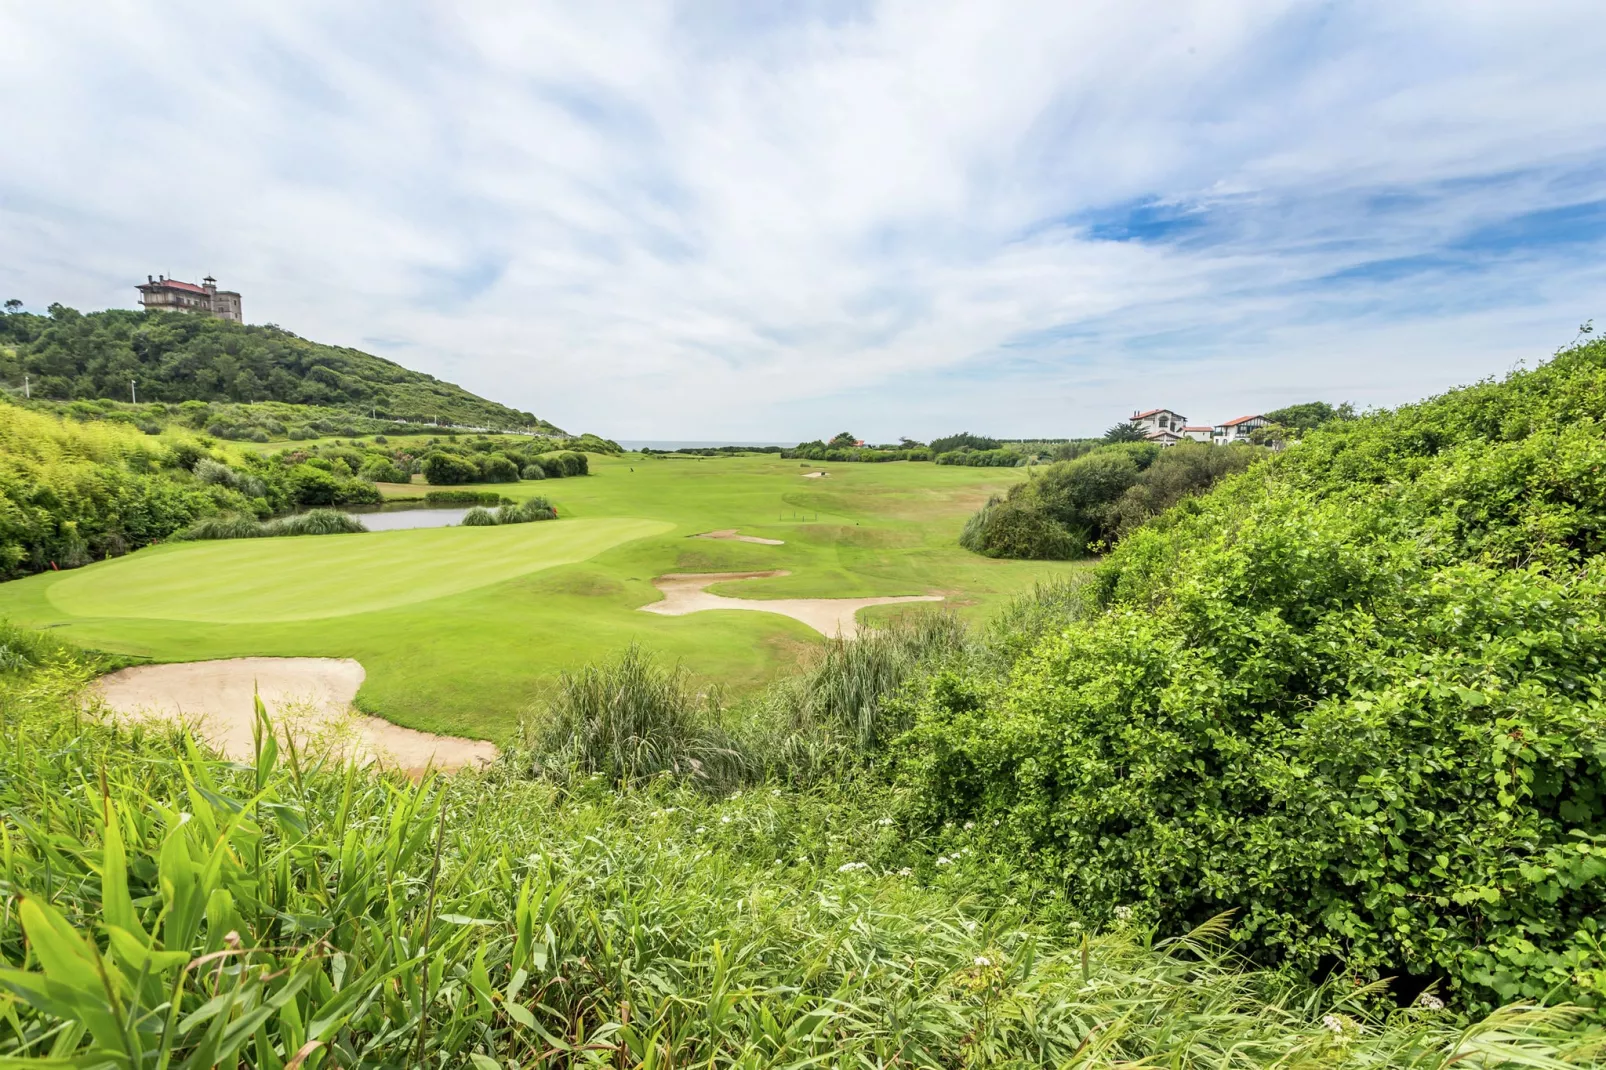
top-left (1, 0), bottom-right (1603, 439)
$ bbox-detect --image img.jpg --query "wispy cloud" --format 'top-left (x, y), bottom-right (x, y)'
top-left (1, 1), bottom-right (1603, 438)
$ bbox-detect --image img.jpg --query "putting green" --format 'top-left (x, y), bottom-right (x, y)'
top-left (47, 517), bottom-right (672, 623)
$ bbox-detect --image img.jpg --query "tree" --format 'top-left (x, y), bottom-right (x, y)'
top-left (1263, 401), bottom-right (1355, 433)
top-left (828, 432), bottom-right (858, 449)
top-left (3, 299), bottom-right (21, 314)
top-left (1248, 422), bottom-right (1288, 447)
top-left (421, 452), bottom-right (481, 485)
top-left (1103, 421), bottom-right (1147, 443)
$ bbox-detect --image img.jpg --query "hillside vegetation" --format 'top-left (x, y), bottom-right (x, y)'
top-left (0, 626), bottom-right (1597, 1066)
top-left (0, 306), bottom-right (558, 432)
top-left (907, 337), bottom-right (1606, 1009)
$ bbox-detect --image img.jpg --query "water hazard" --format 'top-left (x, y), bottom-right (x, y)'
top-left (339, 505), bottom-right (472, 531)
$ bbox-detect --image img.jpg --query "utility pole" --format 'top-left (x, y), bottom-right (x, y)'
top-left (22, 374), bottom-right (29, 399)
top-left (130, 379), bottom-right (137, 404)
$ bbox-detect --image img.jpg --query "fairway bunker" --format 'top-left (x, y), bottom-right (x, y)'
top-left (802, 471), bottom-right (829, 478)
top-left (692, 529), bottom-right (785, 545)
top-left (640, 570), bottom-right (942, 638)
top-left (95, 658), bottom-right (497, 775)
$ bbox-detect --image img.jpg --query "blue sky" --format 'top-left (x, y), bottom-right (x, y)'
top-left (2, 1), bottom-right (1603, 439)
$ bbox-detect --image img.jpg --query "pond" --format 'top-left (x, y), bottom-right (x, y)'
top-left (339, 505), bottom-right (472, 531)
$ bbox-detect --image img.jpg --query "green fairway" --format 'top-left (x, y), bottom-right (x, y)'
top-left (0, 454), bottom-right (1083, 738)
top-left (47, 518), bottom-right (669, 622)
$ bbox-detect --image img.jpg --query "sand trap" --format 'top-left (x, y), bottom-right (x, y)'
top-left (640, 570), bottom-right (942, 638)
top-left (692, 529), bottom-right (785, 545)
top-left (94, 658), bottom-right (497, 775)
top-left (802, 471), bottom-right (829, 479)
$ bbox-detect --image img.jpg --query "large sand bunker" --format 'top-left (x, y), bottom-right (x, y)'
top-left (802, 471), bottom-right (829, 479)
top-left (640, 570), bottom-right (942, 638)
top-left (95, 658), bottom-right (497, 775)
top-left (693, 529), bottom-right (785, 545)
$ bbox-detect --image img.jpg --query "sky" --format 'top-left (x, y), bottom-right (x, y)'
top-left (2, 2), bottom-right (1604, 441)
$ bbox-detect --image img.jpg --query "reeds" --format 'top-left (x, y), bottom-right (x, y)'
top-left (176, 508), bottom-right (367, 539)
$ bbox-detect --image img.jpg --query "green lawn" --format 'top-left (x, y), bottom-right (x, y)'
top-left (0, 454), bottom-right (1083, 738)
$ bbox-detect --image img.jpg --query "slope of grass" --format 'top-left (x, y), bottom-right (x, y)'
top-left (0, 640), bottom-right (1595, 1067)
top-left (0, 454), bottom-right (1082, 738)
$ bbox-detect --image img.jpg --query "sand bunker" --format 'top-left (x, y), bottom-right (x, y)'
top-left (95, 658), bottom-right (497, 775)
top-left (802, 471), bottom-right (829, 479)
top-left (640, 570), bottom-right (942, 638)
top-left (693, 529), bottom-right (785, 545)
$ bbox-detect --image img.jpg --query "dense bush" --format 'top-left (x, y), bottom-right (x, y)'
top-left (520, 462), bottom-right (546, 480)
top-left (934, 447), bottom-right (1021, 467)
top-left (959, 440), bottom-right (1258, 559)
top-left (478, 453), bottom-right (520, 482)
top-left (423, 489), bottom-right (507, 506)
top-left (0, 402), bottom-right (258, 576)
top-left (421, 451), bottom-right (481, 485)
top-left (459, 506), bottom-right (499, 526)
top-left (959, 497), bottom-right (1086, 559)
top-left (498, 496), bottom-right (558, 524)
top-left (904, 338), bottom-right (1606, 1009)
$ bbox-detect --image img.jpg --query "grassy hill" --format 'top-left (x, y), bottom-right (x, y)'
top-left (0, 305), bottom-right (560, 432)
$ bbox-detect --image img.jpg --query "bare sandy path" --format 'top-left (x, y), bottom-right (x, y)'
top-left (95, 657), bottom-right (497, 775)
top-left (693, 529), bottom-right (785, 545)
top-left (640, 571), bottom-right (942, 638)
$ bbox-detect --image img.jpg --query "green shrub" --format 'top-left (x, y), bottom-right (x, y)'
top-left (959, 497), bottom-right (1086, 559)
top-left (424, 489), bottom-right (505, 506)
top-left (286, 462), bottom-right (341, 505)
top-left (477, 453), bottom-right (520, 482)
top-left (497, 497), bottom-right (557, 524)
top-left (460, 506), bottom-right (499, 526)
top-left (358, 457), bottom-right (409, 483)
top-left (520, 462), bottom-right (546, 480)
top-left (905, 338), bottom-right (1606, 1009)
top-left (421, 451), bottom-right (480, 485)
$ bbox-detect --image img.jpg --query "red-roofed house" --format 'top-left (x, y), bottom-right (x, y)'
top-left (1213, 414), bottom-right (1269, 443)
top-left (1181, 424), bottom-right (1213, 442)
top-left (136, 275), bottom-right (242, 322)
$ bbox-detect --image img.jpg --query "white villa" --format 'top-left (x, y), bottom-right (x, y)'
top-left (1127, 407), bottom-right (1272, 446)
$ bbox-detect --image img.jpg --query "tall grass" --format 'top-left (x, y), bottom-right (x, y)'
top-left (176, 508), bottom-right (367, 539)
top-left (0, 639), bottom-right (1599, 1066)
top-left (518, 643), bottom-right (748, 788)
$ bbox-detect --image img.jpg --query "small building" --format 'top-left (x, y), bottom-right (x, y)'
top-left (137, 275), bottom-right (242, 322)
top-left (1214, 414), bottom-right (1268, 443)
top-left (1181, 425), bottom-right (1214, 442)
top-left (1131, 408), bottom-right (1187, 438)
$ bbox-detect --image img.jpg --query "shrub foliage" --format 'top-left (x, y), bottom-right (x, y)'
top-left (905, 338), bottom-right (1606, 1008)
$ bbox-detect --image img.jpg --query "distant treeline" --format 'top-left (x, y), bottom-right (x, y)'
top-left (641, 445), bottom-right (785, 457)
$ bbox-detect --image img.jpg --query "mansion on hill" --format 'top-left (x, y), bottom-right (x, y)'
top-left (136, 275), bottom-right (242, 322)
top-left (1131, 408), bottom-right (1271, 446)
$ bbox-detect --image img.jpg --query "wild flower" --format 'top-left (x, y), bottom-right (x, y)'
top-left (720, 815), bottom-right (732, 824)
top-left (964, 821), bottom-right (975, 830)
top-left (695, 826), bottom-right (708, 834)
top-left (877, 817), bottom-right (894, 826)
top-left (936, 856), bottom-right (952, 866)
top-left (1113, 904), bottom-right (1134, 922)
top-left (1322, 1014), bottom-right (1346, 1035)
top-left (1417, 993), bottom-right (1445, 1011)
top-left (897, 867), bottom-right (913, 877)
top-left (965, 920), bottom-right (977, 932)
top-left (838, 861), bottom-right (869, 873)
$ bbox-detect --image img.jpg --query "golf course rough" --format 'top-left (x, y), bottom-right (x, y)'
top-left (49, 517), bottom-right (672, 622)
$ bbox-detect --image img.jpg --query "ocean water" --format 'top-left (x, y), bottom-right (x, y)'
top-left (615, 440), bottom-right (799, 451)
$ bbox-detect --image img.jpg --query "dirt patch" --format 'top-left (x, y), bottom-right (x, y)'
top-left (692, 529), bottom-right (785, 545)
top-left (639, 571), bottom-right (942, 639)
top-left (95, 658), bottom-right (496, 776)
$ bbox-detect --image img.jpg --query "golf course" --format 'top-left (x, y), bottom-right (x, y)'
top-left (0, 452), bottom-right (1081, 739)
